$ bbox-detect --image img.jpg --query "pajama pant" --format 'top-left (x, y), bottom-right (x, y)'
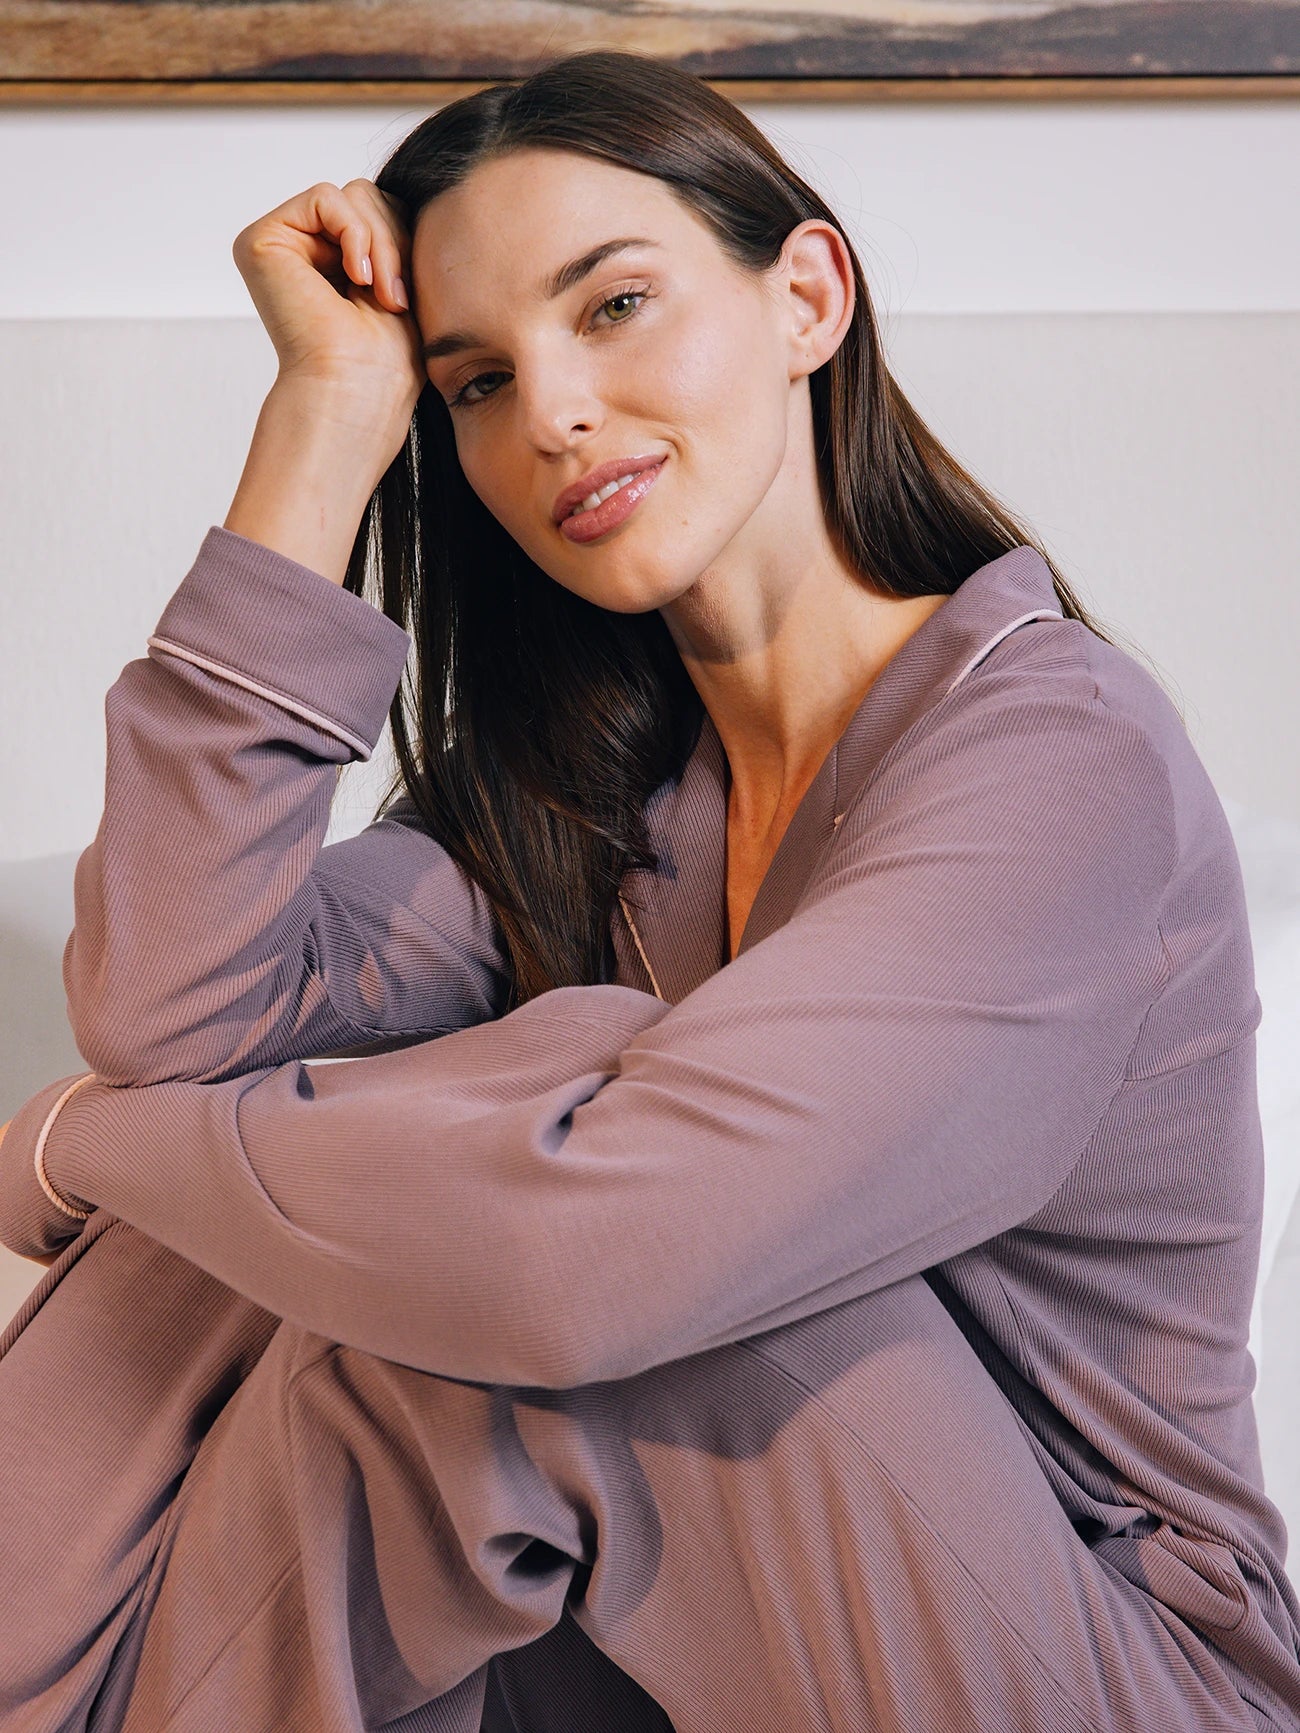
top-left (0, 1208), bottom-right (1267, 1733)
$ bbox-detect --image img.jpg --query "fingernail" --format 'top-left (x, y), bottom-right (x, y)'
top-left (392, 275), bottom-right (409, 309)
top-left (360, 254), bottom-right (372, 284)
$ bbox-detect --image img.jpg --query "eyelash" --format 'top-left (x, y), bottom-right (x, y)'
top-left (446, 284), bottom-right (653, 409)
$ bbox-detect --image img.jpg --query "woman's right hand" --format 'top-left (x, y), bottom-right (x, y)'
top-left (232, 179), bottom-right (426, 433)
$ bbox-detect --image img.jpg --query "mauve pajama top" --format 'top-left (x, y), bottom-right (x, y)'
top-left (2, 526), bottom-right (1299, 1722)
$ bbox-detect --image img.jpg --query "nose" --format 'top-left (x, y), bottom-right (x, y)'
top-left (514, 353), bottom-right (604, 454)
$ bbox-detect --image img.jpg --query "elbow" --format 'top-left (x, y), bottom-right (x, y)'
top-left (62, 919), bottom-right (223, 1088)
top-left (64, 958), bottom-right (248, 1088)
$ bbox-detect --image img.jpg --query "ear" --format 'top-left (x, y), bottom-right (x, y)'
top-left (772, 220), bottom-right (856, 383)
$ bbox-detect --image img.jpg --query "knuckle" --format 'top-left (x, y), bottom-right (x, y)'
top-left (352, 177), bottom-right (411, 238)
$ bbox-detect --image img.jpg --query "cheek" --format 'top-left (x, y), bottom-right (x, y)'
top-left (654, 296), bottom-right (772, 421)
top-left (657, 301), bottom-right (790, 509)
top-left (456, 436), bottom-right (523, 531)
top-left (664, 301), bottom-right (788, 483)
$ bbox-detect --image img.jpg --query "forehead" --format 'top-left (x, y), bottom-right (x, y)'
top-left (410, 148), bottom-right (707, 297)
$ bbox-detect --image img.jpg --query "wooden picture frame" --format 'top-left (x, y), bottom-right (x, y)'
top-left (1, 0), bottom-right (1296, 104)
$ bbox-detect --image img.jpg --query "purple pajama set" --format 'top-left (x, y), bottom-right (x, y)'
top-left (2, 525), bottom-right (1299, 1731)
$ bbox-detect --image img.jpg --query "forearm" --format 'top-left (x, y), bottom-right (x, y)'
top-left (21, 987), bottom-right (670, 1385)
top-left (222, 376), bottom-right (401, 585)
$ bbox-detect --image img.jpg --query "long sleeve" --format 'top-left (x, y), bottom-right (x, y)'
top-left (61, 525), bottom-right (510, 1089)
top-left (7, 682), bottom-right (1177, 1389)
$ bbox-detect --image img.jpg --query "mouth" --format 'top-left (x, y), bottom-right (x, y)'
top-left (552, 453), bottom-right (668, 526)
top-left (557, 458), bottom-right (668, 545)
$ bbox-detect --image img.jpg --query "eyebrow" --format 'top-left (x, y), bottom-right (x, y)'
top-left (419, 236), bottom-right (663, 362)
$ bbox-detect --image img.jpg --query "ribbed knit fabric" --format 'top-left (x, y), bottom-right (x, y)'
top-left (1, 525), bottom-right (1298, 1729)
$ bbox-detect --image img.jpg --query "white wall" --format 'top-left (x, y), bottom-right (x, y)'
top-left (2, 98), bottom-right (1296, 317)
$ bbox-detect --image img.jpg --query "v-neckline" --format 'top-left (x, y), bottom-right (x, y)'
top-left (723, 771), bottom-right (831, 965)
top-left (623, 704), bottom-right (844, 997)
top-left (612, 545), bottom-right (1066, 1005)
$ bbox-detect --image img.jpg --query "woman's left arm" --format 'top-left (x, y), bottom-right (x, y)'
top-left (0, 687), bottom-right (1184, 1387)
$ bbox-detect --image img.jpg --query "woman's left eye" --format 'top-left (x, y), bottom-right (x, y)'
top-left (593, 288), bottom-right (647, 326)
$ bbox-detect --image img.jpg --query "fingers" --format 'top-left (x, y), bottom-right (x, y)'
top-left (303, 182), bottom-right (380, 296)
top-left (241, 180), bottom-right (413, 314)
top-left (342, 178), bottom-right (412, 313)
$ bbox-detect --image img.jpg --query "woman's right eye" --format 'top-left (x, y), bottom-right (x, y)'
top-left (449, 371), bottom-right (508, 410)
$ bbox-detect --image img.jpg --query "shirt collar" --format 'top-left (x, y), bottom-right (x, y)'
top-left (614, 544), bottom-right (1064, 1004)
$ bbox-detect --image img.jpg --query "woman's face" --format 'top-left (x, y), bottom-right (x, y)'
top-left (408, 147), bottom-right (824, 616)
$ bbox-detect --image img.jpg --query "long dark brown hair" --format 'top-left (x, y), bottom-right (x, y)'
top-left (345, 48), bottom-right (1155, 1009)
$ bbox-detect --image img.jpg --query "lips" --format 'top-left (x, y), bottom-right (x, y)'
top-left (552, 453), bottom-right (668, 525)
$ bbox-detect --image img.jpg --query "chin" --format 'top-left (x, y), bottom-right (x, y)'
top-left (542, 548), bottom-right (691, 614)
top-left (565, 571), bottom-right (676, 616)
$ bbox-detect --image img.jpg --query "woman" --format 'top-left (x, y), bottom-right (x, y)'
top-left (1, 46), bottom-right (1297, 1733)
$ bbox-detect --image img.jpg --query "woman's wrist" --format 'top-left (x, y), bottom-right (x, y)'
top-left (33, 1073), bottom-right (98, 1220)
top-left (222, 376), bottom-right (398, 586)
top-left (0, 1071), bottom-right (99, 1260)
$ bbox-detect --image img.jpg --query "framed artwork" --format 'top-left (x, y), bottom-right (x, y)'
top-left (1, 0), bottom-right (1296, 103)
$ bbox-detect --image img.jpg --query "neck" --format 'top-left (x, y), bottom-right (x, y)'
top-left (672, 574), bottom-right (948, 837)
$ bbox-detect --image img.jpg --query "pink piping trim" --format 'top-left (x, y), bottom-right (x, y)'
top-left (146, 636), bottom-right (374, 761)
top-left (944, 609), bottom-right (1063, 696)
top-left (34, 1072), bottom-right (98, 1220)
top-left (617, 894), bottom-right (667, 1001)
